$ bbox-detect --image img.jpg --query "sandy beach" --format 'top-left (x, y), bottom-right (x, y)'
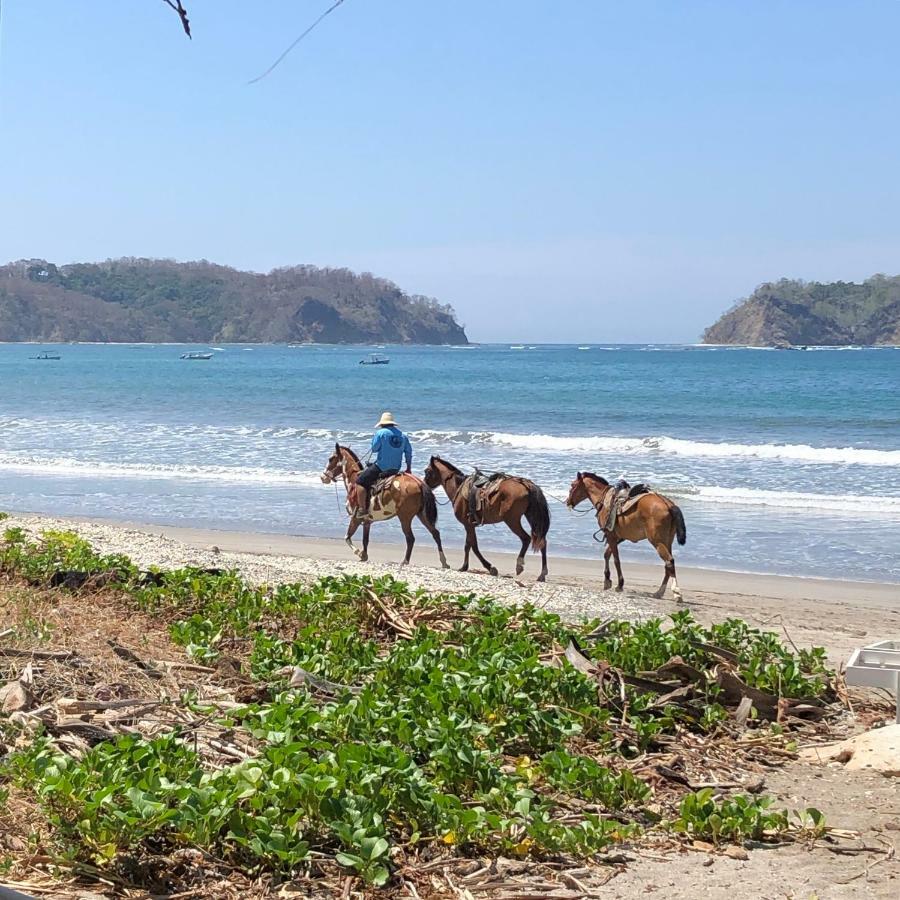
top-left (6, 511), bottom-right (897, 667)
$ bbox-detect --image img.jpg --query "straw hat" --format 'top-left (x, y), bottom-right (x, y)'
top-left (377, 411), bottom-right (397, 427)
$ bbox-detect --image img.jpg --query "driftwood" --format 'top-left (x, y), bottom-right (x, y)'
top-left (564, 639), bottom-right (831, 724)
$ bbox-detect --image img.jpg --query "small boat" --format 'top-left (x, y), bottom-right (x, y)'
top-left (30, 352), bottom-right (60, 360)
top-left (181, 352), bottom-right (213, 360)
top-left (577, 346), bottom-right (591, 351)
top-left (510, 345), bottom-right (525, 350)
top-left (360, 354), bottom-right (390, 365)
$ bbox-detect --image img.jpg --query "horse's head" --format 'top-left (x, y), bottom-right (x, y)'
top-left (566, 472), bottom-right (589, 509)
top-left (321, 443), bottom-right (344, 484)
top-left (423, 455), bottom-right (441, 489)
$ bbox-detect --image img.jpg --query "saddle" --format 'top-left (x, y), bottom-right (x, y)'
top-left (462, 469), bottom-right (511, 525)
top-left (350, 473), bottom-right (404, 520)
top-left (599, 481), bottom-right (652, 533)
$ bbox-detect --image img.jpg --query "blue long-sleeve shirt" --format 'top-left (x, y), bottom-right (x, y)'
top-left (371, 425), bottom-right (412, 471)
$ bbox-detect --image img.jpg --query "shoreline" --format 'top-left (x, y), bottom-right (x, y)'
top-left (6, 508), bottom-right (899, 597)
top-left (5, 510), bottom-right (899, 667)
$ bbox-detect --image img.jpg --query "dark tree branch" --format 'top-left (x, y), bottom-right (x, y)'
top-left (161, 0), bottom-right (191, 38)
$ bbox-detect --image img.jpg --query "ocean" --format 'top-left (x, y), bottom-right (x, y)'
top-left (2, 342), bottom-right (899, 582)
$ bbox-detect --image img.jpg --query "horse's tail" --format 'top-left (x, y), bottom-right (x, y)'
top-left (670, 502), bottom-right (687, 546)
top-left (420, 482), bottom-right (439, 529)
top-left (525, 482), bottom-right (551, 551)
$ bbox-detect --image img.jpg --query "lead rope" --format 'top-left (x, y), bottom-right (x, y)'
top-left (545, 491), bottom-right (594, 517)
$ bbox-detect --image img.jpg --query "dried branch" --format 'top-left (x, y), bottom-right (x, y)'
top-left (161, 0), bottom-right (191, 38)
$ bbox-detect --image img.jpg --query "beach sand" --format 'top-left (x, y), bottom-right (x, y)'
top-left (5, 511), bottom-right (898, 667)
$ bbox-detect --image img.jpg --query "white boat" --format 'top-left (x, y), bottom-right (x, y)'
top-left (181, 352), bottom-right (213, 360)
top-left (30, 352), bottom-right (60, 360)
top-left (510, 345), bottom-right (525, 350)
top-left (578, 346), bottom-right (591, 350)
top-left (360, 353), bottom-right (390, 365)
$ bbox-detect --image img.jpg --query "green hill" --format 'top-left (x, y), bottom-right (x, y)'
top-left (703, 275), bottom-right (900, 346)
top-left (0, 258), bottom-right (468, 344)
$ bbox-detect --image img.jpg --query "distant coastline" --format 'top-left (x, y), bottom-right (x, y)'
top-left (0, 258), bottom-right (468, 345)
top-left (703, 274), bottom-right (900, 346)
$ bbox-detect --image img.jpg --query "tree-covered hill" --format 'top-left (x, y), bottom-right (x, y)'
top-left (703, 275), bottom-right (900, 346)
top-left (0, 258), bottom-right (468, 344)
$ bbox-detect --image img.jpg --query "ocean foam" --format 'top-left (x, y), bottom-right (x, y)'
top-left (0, 454), bottom-right (326, 487)
top-left (473, 432), bottom-right (900, 467)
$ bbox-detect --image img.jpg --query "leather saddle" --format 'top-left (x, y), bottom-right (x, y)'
top-left (600, 481), bottom-right (652, 532)
top-left (463, 469), bottom-right (510, 524)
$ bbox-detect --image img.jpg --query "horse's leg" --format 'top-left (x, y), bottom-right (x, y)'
top-left (345, 517), bottom-right (362, 558)
top-left (538, 538), bottom-right (548, 583)
top-left (653, 541), bottom-right (681, 601)
top-left (399, 512), bottom-right (415, 566)
top-left (653, 541), bottom-right (675, 600)
top-left (459, 522), bottom-right (472, 572)
top-left (360, 521), bottom-right (371, 562)
top-left (610, 539), bottom-right (625, 592)
top-left (603, 544), bottom-right (613, 591)
top-left (467, 525), bottom-right (498, 576)
top-left (507, 517), bottom-right (531, 577)
top-left (417, 508), bottom-right (449, 569)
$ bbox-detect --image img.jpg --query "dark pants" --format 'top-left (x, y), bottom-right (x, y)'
top-left (356, 464), bottom-right (398, 489)
top-left (355, 464), bottom-right (398, 513)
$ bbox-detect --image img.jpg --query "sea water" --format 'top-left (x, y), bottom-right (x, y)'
top-left (1, 342), bottom-right (898, 581)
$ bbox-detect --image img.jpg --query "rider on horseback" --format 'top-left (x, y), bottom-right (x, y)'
top-left (355, 411), bottom-right (412, 519)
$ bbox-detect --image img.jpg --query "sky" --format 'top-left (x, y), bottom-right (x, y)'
top-left (1, 1), bottom-right (899, 343)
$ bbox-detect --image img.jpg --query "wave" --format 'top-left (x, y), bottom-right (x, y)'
top-left (4, 416), bottom-right (900, 468)
top-left (3, 453), bottom-right (899, 517)
top-left (686, 485), bottom-right (900, 513)
top-left (413, 430), bottom-right (900, 467)
top-left (0, 454), bottom-right (326, 487)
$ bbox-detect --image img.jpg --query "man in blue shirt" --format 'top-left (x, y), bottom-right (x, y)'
top-left (355, 411), bottom-right (413, 518)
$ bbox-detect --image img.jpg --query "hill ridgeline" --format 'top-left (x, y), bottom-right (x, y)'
top-left (0, 258), bottom-right (468, 344)
top-left (703, 275), bottom-right (900, 346)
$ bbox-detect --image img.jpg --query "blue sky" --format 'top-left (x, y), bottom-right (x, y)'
top-left (1, 1), bottom-right (899, 342)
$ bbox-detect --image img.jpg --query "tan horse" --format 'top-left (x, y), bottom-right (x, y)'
top-left (321, 444), bottom-right (449, 568)
top-left (566, 472), bottom-right (686, 601)
top-left (423, 455), bottom-right (550, 582)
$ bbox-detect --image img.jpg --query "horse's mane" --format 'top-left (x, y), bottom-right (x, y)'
top-left (339, 445), bottom-right (362, 466)
top-left (581, 472), bottom-right (609, 487)
top-left (431, 455), bottom-right (465, 477)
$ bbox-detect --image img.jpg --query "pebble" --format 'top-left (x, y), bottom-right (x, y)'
top-left (6, 513), bottom-right (657, 623)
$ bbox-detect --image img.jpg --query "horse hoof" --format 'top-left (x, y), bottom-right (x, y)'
top-left (489, 567), bottom-right (499, 577)
top-left (652, 589), bottom-right (665, 600)
top-left (603, 580), bottom-right (612, 591)
top-left (359, 554), bottom-right (368, 563)
top-left (537, 574), bottom-right (546, 583)
top-left (673, 590), bottom-right (685, 604)
top-left (458, 565), bottom-right (469, 573)
top-left (515, 562), bottom-right (524, 576)
top-left (615, 585), bottom-right (623, 593)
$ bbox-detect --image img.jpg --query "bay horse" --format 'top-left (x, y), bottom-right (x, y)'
top-left (423, 455), bottom-right (550, 582)
top-left (321, 444), bottom-right (449, 568)
top-left (566, 472), bottom-right (686, 601)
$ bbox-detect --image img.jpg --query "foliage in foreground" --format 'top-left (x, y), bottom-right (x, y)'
top-left (0, 527), bottom-right (832, 885)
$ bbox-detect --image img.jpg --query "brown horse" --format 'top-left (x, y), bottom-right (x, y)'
top-left (423, 455), bottom-right (550, 582)
top-left (566, 472), bottom-right (687, 601)
top-left (321, 444), bottom-right (449, 568)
